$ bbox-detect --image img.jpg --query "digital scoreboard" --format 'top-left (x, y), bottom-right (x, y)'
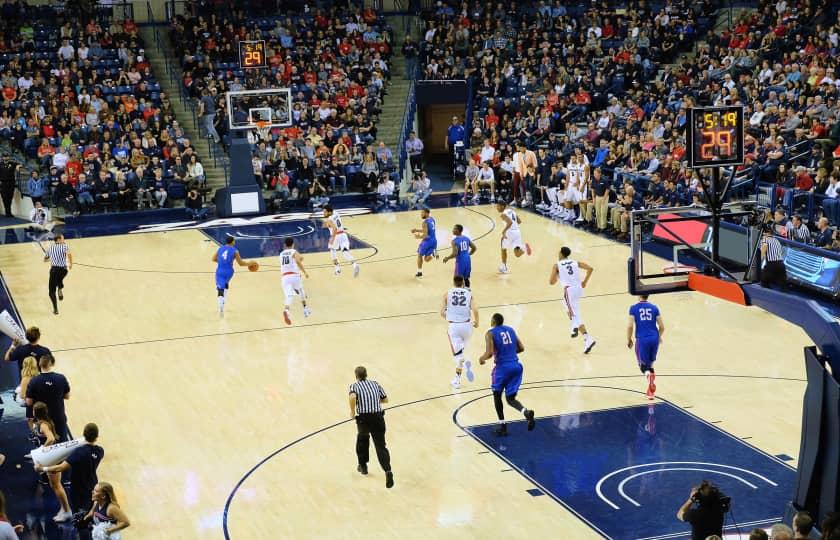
top-left (238, 40), bottom-right (267, 69)
top-left (686, 106), bottom-right (744, 168)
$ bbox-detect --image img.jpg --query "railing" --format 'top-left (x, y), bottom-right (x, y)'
top-left (148, 1), bottom-right (230, 185)
top-left (396, 80), bottom-right (417, 182)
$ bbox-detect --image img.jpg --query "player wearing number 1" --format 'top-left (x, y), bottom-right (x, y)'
top-left (440, 275), bottom-right (479, 389)
top-left (549, 246), bottom-right (596, 353)
top-left (212, 236), bottom-right (256, 317)
top-left (442, 224), bottom-right (476, 288)
top-left (323, 205), bottom-right (360, 277)
top-left (496, 200), bottom-right (531, 274)
top-left (279, 237), bottom-right (311, 325)
top-left (478, 313), bottom-right (536, 436)
top-left (627, 294), bottom-right (665, 400)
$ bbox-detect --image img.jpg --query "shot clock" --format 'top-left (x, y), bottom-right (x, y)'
top-left (238, 40), bottom-right (267, 69)
top-left (686, 106), bottom-right (744, 168)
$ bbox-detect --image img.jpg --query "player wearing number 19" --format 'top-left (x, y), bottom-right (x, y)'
top-left (627, 294), bottom-right (665, 400)
top-left (442, 224), bottom-right (476, 288)
top-left (440, 275), bottom-right (479, 389)
top-left (478, 313), bottom-right (536, 436)
top-left (212, 236), bottom-right (257, 317)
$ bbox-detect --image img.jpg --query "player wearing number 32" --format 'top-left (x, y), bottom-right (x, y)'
top-left (213, 236), bottom-right (258, 317)
top-left (549, 246), bottom-right (596, 354)
top-left (627, 294), bottom-right (665, 400)
top-left (440, 274), bottom-right (479, 389)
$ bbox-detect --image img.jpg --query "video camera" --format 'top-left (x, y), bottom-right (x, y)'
top-left (691, 480), bottom-right (731, 513)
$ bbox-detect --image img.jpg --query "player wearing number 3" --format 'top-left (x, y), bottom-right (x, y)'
top-left (212, 236), bottom-right (258, 317)
top-left (440, 274), bottom-right (479, 389)
top-left (549, 246), bottom-right (596, 354)
top-left (627, 295), bottom-right (665, 400)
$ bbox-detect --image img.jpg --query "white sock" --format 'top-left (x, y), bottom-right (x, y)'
top-left (218, 296), bottom-right (224, 310)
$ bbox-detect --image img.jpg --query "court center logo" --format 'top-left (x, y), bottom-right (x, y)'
top-left (128, 208), bottom-right (373, 234)
top-left (595, 462), bottom-right (779, 510)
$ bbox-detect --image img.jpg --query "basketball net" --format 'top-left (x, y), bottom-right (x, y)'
top-left (255, 120), bottom-right (270, 141)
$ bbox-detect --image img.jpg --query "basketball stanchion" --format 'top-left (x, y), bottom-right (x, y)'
top-left (0, 309), bottom-right (26, 341)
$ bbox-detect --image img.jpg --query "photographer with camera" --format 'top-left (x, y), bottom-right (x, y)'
top-left (676, 480), bottom-right (728, 540)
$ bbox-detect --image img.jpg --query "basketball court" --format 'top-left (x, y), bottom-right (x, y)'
top-left (0, 203), bottom-right (809, 539)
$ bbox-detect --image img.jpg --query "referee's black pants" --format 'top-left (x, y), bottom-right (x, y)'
top-left (760, 261), bottom-right (787, 289)
top-left (356, 412), bottom-right (391, 472)
top-left (48, 266), bottom-right (68, 311)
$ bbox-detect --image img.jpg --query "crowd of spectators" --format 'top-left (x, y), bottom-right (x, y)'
top-left (0, 3), bottom-right (212, 218)
top-left (170, 2), bottom-right (399, 208)
top-left (3, 325), bottom-right (130, 537)
top-left (419, 0), bottom-right (840, 246)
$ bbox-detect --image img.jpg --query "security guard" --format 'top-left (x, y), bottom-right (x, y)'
top-left (760, 224), bottom-right (786, 289)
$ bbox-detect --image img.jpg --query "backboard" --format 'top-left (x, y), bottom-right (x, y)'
top-left (226, 88), bottom-right (292, 131)
top-left (628, 203), bottom-right (762, 297)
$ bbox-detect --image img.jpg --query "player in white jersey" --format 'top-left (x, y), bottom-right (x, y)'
top-left (496, 200), bottom-right (531, 274)
top-left (279, 237), bottom-right (310, 325)
top-left (549, 246), bottom-right (596, 353)
top-left (323, 204), bottom-right (360, 277)
top-left (439, 274), bottom-right (479, 389)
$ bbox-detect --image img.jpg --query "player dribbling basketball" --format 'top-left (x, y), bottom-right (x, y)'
top-left (212, 236), bottom-right (257, 317)
top-left (279, 237), bottom-right (310, 325)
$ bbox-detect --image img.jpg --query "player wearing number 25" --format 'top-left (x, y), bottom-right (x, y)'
top-left (627, 294), bottom-right (665, 400)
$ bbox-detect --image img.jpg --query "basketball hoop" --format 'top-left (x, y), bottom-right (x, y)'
top-left (663, 264), bottom-right (699, 275)
top-left (254, 120), bottom-right (270, 141)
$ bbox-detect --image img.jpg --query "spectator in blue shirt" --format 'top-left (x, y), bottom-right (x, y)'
top-left (445, 116), bottom-right (465, 175)
top-left (27, 170), bottom-right (47, 205)
top-left (75, 173), bottom-right (94, 213)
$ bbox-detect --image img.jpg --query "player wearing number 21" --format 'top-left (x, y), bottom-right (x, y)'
top-left (627, 294), bottom-right (665, 400)
top-left (549, 246), bottom-right (596, 354)
top-left (212, 236), bottom-right (258, 317)
top-left (440, 274), bottom-right (479, 389)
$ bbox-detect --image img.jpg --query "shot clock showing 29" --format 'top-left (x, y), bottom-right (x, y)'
top-left (239, 40), bottom-right (267, 69)
top-left (686, 106), bottom-right (744, 168)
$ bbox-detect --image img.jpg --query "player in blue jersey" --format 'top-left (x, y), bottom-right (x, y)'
top-left (211, 236), bottom-right (256, 317)
top-left (478, 313), bottom-right (536, 436)
top-left (442, 224), bottom-right (477, 288)
top-left (411, 208), bottom-right (438, 278)
top-left (627, 294), bottom-right (665, 400)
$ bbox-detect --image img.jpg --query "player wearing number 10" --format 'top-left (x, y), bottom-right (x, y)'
top-left (627, 294), bottom-right (665, 400)
top-left (212, 236), bottom-right (256, 317)
top-left (442, 224), bottom-right (476, 288)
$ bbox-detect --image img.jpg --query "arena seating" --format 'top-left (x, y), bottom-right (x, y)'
top-left (418, 0), bottom-right (840, 249)
top-left (169, 3), bottom-right (396, 207)
top-left (0, 4), bottom-right (210, 216)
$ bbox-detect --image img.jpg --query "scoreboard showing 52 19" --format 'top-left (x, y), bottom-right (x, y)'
top-left (686, 106), bottom-right (745, 169)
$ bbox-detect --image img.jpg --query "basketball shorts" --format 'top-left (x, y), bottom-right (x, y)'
top-left (215, 269), bottom-right (234, 290)
top-left (418, 238), bottom-right (437, 257)
top-left (491, 362), bottom-right (524, 396)
top-left (501, 229), bottom-right (524, 250)
top-left (330, 232), bottom-right (350, 252)
top-left (282, 274), bottom-right (304, 303)
top-left (447, 321), bottom-right (473, 355)
top-left (563, 285), bottom-right (584, 328)
top-left (635, 337), bottom-right (659, 372)
top-left (454, 258), bottom-right (471, 279)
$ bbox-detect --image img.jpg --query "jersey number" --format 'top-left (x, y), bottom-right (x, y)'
top-left (335, 218), bottom-right (342, 228)
top-left (282, 255), bottom-right (291, 265)
top-left (639, 308), bottom-right (653, 321)
top-left (222, 251), bottom-right (229, 261)
top-left (451, 294), bottom-right (467, 307)
top-left (500, 331), bottom-right (512, 345)
top-left (459, 241), bottom-right (468, 252)
top-left (566, 264), bottom-right (574, 275)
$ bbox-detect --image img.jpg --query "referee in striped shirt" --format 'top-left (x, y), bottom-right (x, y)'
top-left (44, 234), bottom-right (72, 315)
top-left (348, 366), bottom-right (394, 488)
top-left (760, 224), bottom-right (786, 289)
